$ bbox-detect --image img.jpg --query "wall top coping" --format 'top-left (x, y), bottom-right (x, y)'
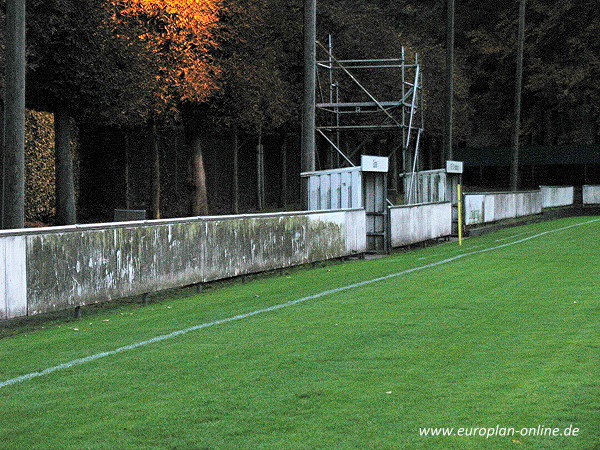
top-left (389, 201), bottom-right (451, 210)
top-left (464, 190), bottom-right (540, 195)
top-left (0, 208), bottom-right (364, 238)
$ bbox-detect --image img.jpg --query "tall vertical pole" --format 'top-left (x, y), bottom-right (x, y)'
top-left (124, 134), bottom-right (130, 209)
top-left (457, 184), bottom-right (463, 245)
top-left (328, 35), bottom-right (333, 106)
top-left (0, 102), bottom-right (4, 227)
top-left (232, 125), bottom-right (239, 214)
top-left (257, 130), bottom-right (265, 210)
top-left (510, 0), bottom-right (526, 191)
top-left (327, 35), bottom-right (336, 169)
top-left (54, 106), bottom-right (77, 225)
top-left (401, 47), bottom-right (406, 173)
top-left (2, 0), bottom-right (26, 229)
top-left (301, 0), bottom-right (316, 207)
top-left (443, 0), bottom-right (455, 162)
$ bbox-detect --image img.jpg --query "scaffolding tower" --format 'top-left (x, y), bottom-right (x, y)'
top-left (315, 36), bottom-right (424, 204)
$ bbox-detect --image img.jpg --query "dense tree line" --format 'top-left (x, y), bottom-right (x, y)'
top-left (1, 0), bottom-right (598, 225)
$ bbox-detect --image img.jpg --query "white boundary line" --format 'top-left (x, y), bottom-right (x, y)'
top-left (1, 217), bottom-right (599, 390)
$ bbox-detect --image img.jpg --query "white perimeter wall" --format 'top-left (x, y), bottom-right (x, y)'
top-left (389, 202), bottom-right (452, 247)
top-left (0, 237), bottom-right (27, 319)
top-left (465, 191), bottom-right (542, 226)
top-left (0, 209), bottom-right (366, 319)
top-left (540, 186), bottom-right (574, 208)
top-left (583, 185), bottom-right (600, 205)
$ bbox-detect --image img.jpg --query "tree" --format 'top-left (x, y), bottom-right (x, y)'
top-left (524, 0), bottom-right (600, 144)
top-left (214, 0), bottom-right (297, 210)
top-left (462, 0), bottom-right (599, 149)
top-left (113, 0), bottom-right (223, 217)
top-left (23, 0), bottom-right (159, 224)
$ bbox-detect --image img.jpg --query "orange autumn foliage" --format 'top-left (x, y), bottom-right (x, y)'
top-left (112, 0), bottom-right (222, 110)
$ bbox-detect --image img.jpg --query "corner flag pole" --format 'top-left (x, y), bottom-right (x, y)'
top-left (457, 184), bottom-right (463, 245)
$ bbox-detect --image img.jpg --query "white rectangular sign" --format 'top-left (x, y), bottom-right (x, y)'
top-left (361, 155), bottom-right (389, 173)
top-left (446, 160), bottom-right (464, 174)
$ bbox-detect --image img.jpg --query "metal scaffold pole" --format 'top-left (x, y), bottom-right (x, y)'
top-left (310, 32), bottom-right (423, 207)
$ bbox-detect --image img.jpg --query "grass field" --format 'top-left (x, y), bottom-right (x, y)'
top-left (1, 217), bottom-right (599, 449)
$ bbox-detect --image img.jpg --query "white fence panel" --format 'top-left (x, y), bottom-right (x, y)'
top-left (465, 195), bottom-right (485, 225)
top-left (540, 186), bottom-right (574, 208)
top-left (517, 191), bottom-right (542, 217)
top-left (483, 194), bottom-right (496, 223)
top-left (389, 202), bottom-right (452, 247)
top-left (494, 193), bottom-right (517, 221)
top-left (464, 191), bottom-right (541, 226)
top-left (0, 236), bottom-right (27, 319)
top-left (583, 185), bottom-right (600, 205)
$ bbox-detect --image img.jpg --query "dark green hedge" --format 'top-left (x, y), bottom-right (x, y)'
top-left (25, 110), bottom-right (55, 224)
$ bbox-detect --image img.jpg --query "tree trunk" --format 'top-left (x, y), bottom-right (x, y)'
top-left (149, 122), bottom-right (161, 219)
top-left (543, 109), bottom-right (555, 146)
top-left (232, 125), bottom-right (239, 214)
top-left (510, 0), bottom-right (526, 192)
top-left (0, 101), bottom-right (4, 227)
top-left (256, 130), bottom-right (265, 211)
top-left (301, 0), bottom-right (316, 175)
top-left (280, 135), bottom-right (287, 207)
top-left (2, 0), bottom-right (26, 229)
top-left (210, 139), bottom-right (218, 197)
top-left (54, 106), bottom-right (77, 225)
top-left (124, 133), bottom-right (130, 209)
top-left (581, 101), bottom-right (594, 145)
top-left (443, 0), bottom-right (455, 161)
top-left (191, 134), bottom-right (209, 216)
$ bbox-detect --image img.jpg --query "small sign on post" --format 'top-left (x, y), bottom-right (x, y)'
top-left (446, 160), bottom-right (464, 174)
top-left (361, 155), bottom-right (389, 173)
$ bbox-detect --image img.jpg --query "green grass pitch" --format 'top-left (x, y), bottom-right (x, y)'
top-left (0, 217), bottom-right (598, 449)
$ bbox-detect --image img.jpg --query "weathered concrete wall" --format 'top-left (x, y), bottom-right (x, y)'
top-left (516, 191), bottom-right (542, 217)
top-left (1, 209), bottom-right (366, 319)
top-left (465, 195), bottom-right (485, 225)
top-left (26, 222), bottom-right (208, 314)
top-left (493, 193), bottom-right (517, 221)
top-left (540, 186), bottom-right (574, 208)
top-left (0, 237), bottom-right (27, 319)
top-left (389, 202), bottom-right (452, 247)
top-left (583, 185), bottom-right (600, 205)
top-left (465, 191), bottom-right (541, 226)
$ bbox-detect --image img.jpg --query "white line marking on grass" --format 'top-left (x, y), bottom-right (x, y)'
top-left (2, 217), bottom-right (599, 390)
top-left (418, 245), bottom-right (483, 260)
top-left (495, 232), bottom-right (527, 242)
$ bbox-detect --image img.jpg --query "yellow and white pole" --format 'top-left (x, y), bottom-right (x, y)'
top-left (457, 184), bottom-right (463, 245)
